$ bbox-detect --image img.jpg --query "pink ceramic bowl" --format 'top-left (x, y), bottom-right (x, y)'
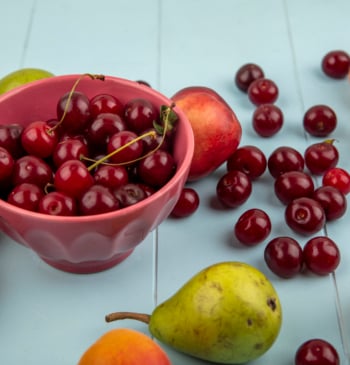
top-left (0, 74), bottom-right (194, 274)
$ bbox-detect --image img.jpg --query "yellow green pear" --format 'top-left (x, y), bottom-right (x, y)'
top-left (0, 68), bottom-right (54, 94)
top-left (106, 261), bottom-right (282, 364)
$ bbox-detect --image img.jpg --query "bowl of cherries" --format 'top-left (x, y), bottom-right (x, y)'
top-left (0, 73), bottom-right (194, 273)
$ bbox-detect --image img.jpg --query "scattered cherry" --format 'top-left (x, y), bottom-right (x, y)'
top-left (216, 170), bottom-right (252, 208)
top-left (264, 236), bottom-right (303, 278)
top-left (247, 78), bottom-right (279, 106)
top-left (321, 50), bottom-right (350, 79)
top-left (303, 236), bottom-right (340, 275)
top-left (170, 187), bottom-right (200, 218)
top-left (234, 208), bottom-right (271, 246)
top-left (303, 105), bottom-right (337, 137)
top-left (252, 103), bottom-right (283, 137)
top-left (312, 185), bottom-right (347, 221)
top-left (304, 140), bottom-right (339, 175)
top-left (235, 63), bottom-right (264, 92)
top-left (268, 146), bottom-right (305, 178)
top-left (295, 338), bottom-right (340, 365)
top-left (322, 167), bottom-right (350, 195)
top-left (274, 171), bottom-right (314, 205)
top-left (285, 197), bottom-right (326, 236)
top-left (226, 145), bottom-right (266, 180)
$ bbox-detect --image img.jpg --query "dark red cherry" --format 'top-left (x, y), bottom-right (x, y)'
top-left (124, 98), bottom-right (159, 133)
top-left (235, 63), bottom-right (264, 92)
top-left (321, 50), bottom-right (350, 79)
top-left (170, 187), bottom-right (200, 218)
top-left (7, 183), bottom-right (44, 211)
top-left (113, 183), bottom-right (146, 208)
top-left (89, 93), bottom-right (124, 119)
top-left (268, 146), bottom-right (305, 178)
top-left (39, 191), bottom-right (77, 216)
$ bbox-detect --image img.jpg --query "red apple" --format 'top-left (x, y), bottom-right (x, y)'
top-left (172, 86), bottom-right (242, 181)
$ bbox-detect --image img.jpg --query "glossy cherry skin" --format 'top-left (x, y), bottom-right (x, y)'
top-left (312, 185), bottom-right (347, 221)
top-left (235, 63), bottom-right (264, 92)
top-left (216, 170), bottom-right (252, 208)
top-left (295, 339), bottom-right (340, 365)
top-left (285, 197), bottom-right (326, 236)
top-left (226, 145), bottom-right (267, 180)
top-left (93, 165), bottom-right (129, 190)
top-left (54, 160), bottom-right (94, 199)
top-left (303, 236), bottom-right (340, 275)
top-left (124, 98), bottom-right (159, 133)
top-left (321, 50), bottom-right (350, 79)
top-left (107, 130), bottom-right (144, 165)
top-left (89, 93), bottom-right (124, 119)
top-left (21, 120), bottom-right (58, 158)
top-left (56, 91), bottom-right (91, 133)
top-left (274, 171), bottom-right (315, 205)
top-left (234, 208), bottom-right (271, 246)
top-left (0, 146), bottom-right (14, 183)
top-left (304, 140), bottom-right (339, 175)
top-left (264, 236), bottom-right (303, 278)
top-left (303, 105), bottom-right (337, 137)
top-left (268, 146), bottom-right (305, 178)
top-left (113, 183), bottom-right (146, 208)
top-left (322, 167), bottom-right (350, 195)
top-left (171, 187), bottom-right (200, 218)
top-left (52, 138), bottom-right (89, 168)
top-left (39, 191), bottom-right (77, 216)
top-left (252, 103), bottom-right (283, 137)
top-left (0, 123), bottom-right (25, 158)
top-left (247, 78), bottom-right (279, 106)
top-left (137, 150), bottom-right (176, 188)
top-left (7, 183), bottom-right (44, 211)
top-left (12, 155), bottom-right (53, 189)
top-left (79, 184), bottom-right (120, 215)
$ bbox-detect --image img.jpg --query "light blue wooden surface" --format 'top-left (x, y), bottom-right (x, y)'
top-left (1, 0), bottom-right (350, 364)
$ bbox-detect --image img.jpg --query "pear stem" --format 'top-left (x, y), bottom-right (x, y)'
top-left (105, 311), bottom-right (151, 324)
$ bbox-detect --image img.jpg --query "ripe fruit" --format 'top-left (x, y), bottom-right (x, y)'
top-left (252, 103), bottom-right (283, 137)
top-left (295, 338), bottom-right (340, 365)
top-left (274, 171), bottom-right (315, 205)
top-left (268, 146), bottom-right (305, 178)
top-left (312, 185), bottom-right (347, 221)
top-left (0, 68), bottom-right (54, 94)
top-left (285, 197), bottom-right (326, 236)
top-left (172, 86), bottom-right (242, 181)
top-left (216, 170), bottom-right (252, 208)
top-left (303, 236), bottom-right (340, 275)
top-left (322, 167), bottom-right (350, 195)
top-left (247, 78), bottom-right (279, 106)
top-left (234, 63), bottom-right (264, 92)
top-left (106, 261), bottom-right (282, 364)
top-left (264, 236), bottom-right (303, 278)
top-left (303, 105), bottom-right (337, 137)
top-left (321, 50), bottom-right (350, 79)
top-left (234, 208), bottom-right (271, 246)
top-left (226, 145), bottom-right (266, 180)
top-left (78, 328), bottom-right (171, 365)
top-left (170, 187), bottom-right (200, 218)
top-left (304, 140), bottom-right (339, 175)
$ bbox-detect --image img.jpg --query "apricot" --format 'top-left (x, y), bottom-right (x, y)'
top-left (78, 328), bottom-right (171, 365)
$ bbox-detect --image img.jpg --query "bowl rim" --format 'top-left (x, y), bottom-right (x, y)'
top-left (0, 74), bottom-right (194, 222)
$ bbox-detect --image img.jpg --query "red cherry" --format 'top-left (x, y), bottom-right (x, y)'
top-left (216, 170), bottom-right (252, 208)
top-left (303, 105), bottom-right (337, 137)
top-left (321, 50), bottom-right (350, 79)
top-left (247, 78), bottom-right (278, 106)
top-left (93, 165), bottom-right (129, 190)
top-left (235, 63), bottom-right (264, 92)
top-left (234, 208), bottom-right (271, 246)
top-left (264, 236), bottom-right (303, 278)
top-left (171, 187), bottom-right (200, 218)
top-left (252, 104), bottom-right (283, 137)
top-left (113, 183), bottom-right (146, 208)
top-left (322, 167), bottom-right (350, 195)
top-left (39, 191), bottom-right (77, 216)
top-left (226, 145), bottom-right (266, 180)
top-left (89, 93), bottom-right (124, 119)
top-left (0, 146), bottom-right (15, 184)
top-left (304, 140), bottom-right (339, 175)
top-left (268, 146), bottom-right (305, 178)
top-left (295, 339), bottom-right (340, 365)
top-left (52, 138), bottom-right (89, 168)
top-left (54, 160), bottom-right (94, 199)
top-left (7, 183), bottom-right (44, 211)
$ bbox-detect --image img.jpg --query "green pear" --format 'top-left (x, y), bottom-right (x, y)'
top-left (0, 68), bottom-right (54, 94)
top-left (106, 261), bottom-right (282, 364)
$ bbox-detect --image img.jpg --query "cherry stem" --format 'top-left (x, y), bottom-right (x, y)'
top-left (48, 73), bottom-right (105, 133)
top-left (85, 102), bottom-right (175, 170)
top-left (105, 311), bottom-right (151, 324)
